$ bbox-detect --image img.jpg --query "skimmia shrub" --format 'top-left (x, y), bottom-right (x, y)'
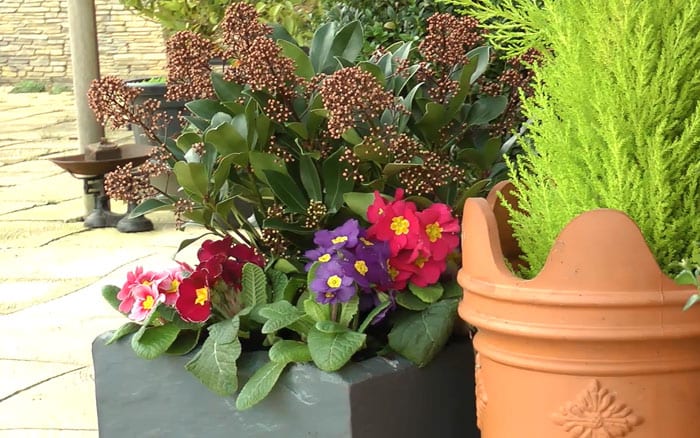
top-left (94, 3), bottom-right (535, 408)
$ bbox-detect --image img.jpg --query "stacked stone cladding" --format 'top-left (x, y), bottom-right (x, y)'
top-left (0, 0), bottom-right (166, 85)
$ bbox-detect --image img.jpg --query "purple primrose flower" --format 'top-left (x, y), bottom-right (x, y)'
top-left (309, 261), bottom-right (356, 304)
top-left (313, 219), bottom-right (361, 251)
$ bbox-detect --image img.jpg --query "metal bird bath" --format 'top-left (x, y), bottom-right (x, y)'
top-left (50, 143), bottom-right (154, 233)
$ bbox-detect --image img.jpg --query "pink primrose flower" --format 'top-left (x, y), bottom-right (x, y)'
top-left (128, 283), bottom-right (162, 322)
top-left (117, 266), bottom-right (161, 314)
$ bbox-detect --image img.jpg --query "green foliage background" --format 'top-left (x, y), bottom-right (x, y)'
top-left (450, 0), bottom-right (700, 276)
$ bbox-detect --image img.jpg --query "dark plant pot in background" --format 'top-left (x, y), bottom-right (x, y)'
top-left (92, 333), bottom-right (480, 438)
top-left (124, 79), bottom-right (187, 145)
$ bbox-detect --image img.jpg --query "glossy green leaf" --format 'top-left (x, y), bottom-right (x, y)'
top-left (249, 151), bottom-right (287, 185)
top-left (173, 161), bottom-right (209, 199)
top-left (467, 46), bottom-right (490, 84)
top-left (468, 96), bottom-right (508, 125)
top-left (186, 99), bottom-right (226, 120)
top-left (204, 121), bottom-right (248, 156)
top-left (279, 40), bottom-right (314, 79)
top-left (330, 21), bottom-right (363, 64)
top-left (343, 192), bottom-right (376, 221)
top-left (263, 170), bottom-right (309, 214)
top-left (299, 155), bottom-right (323, 201)
top-left (211, 72), bottom-right (243, 101)
top-left (309, 22), bottom-right (337, 73)
top-left (408, 283), bottom-right (444, 304)
top-left (129, 197), bottom-right (171, 219)
top-left (322, 147), bottom-right (355, 213)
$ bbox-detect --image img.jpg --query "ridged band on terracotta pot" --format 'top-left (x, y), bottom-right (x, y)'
top-left (458, 181), bottom-right (700, 438)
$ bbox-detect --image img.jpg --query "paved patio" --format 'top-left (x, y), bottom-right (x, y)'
top-left (0, 87), bottom-right (203, 437)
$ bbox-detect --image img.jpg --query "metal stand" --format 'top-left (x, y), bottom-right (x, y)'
top-left (82, 176), bottom-right (153, 233)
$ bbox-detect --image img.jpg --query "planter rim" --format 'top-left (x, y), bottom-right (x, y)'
top-left (458, 181), bottom-right (700, 345)
top-left (460, 181), bottom-right (691, 295)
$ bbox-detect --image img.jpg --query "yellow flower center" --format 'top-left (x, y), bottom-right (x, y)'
top-left (388, 266), bottom-right (399, 280)
top-left (354, 260), bottom-right (368, 276)
top-left (415, 256), bottom-right (427, 268)
top-left (141, 280), bottom-right (152, 286)
top-left (195, 287), bottom-right (209, 306)
top-left (390, 216), bottom-right (410, 235)
top-left (326, 275), bottom-right (342, 288)
top-left (142, 295), bottom-right (155, 310)
top-left (378, 207), bottom-right (384, 216)
top-left (166, 279), bottom-right (180, 293)
top-left (360, 237), bottom-right (374, 246)
top-left (318, 253), bottom-right (331, 263)
top-left (325, 291), bottom-right (336, 299)
top-left (425, 222), bottom-right (443, 243)
top-left (331, 236), bottom-right (348, 244)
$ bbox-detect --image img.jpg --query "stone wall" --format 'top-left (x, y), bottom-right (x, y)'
top-left (0, 0), bottom-right (166, 85)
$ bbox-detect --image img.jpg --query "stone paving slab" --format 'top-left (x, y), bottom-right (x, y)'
top-left (0, 89), bottom-right (209, 435)
top-left (0, 366), bottom-right (98, 433)
top-left (0, 360), bottom-right (78, 400)
top-left (0, 222), bottom-right (86, 248)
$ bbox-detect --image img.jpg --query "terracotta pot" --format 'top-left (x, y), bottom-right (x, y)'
top-left (458, 181), bottom-right (700, 437)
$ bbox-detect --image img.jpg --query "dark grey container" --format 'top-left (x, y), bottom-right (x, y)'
top-left (124, 79), bottom-right (186, 145)
top-left (92, 333), bottom-right (479, 438)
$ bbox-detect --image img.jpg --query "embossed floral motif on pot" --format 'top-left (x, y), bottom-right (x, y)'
top-left (552, 379), bottom-right (643, 438)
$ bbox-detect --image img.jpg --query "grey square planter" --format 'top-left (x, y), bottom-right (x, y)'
top-left (92, 333), bottom-right (479, 438)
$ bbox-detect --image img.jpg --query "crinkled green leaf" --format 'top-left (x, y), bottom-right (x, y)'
top-left (339, 294), bottom-right (359, 326)
top-left (105, 322), bottom-right (140, 345)
top-left (388, 299), bottom-right (458, 367)
top-left (307, 326), bottom-right (366, 371)
top-left (165, 329), bottom-right (201, 355)
top-left (303, 296), bottom-right (330, 322)
top-left (131, 315), bottom-right (181, 360)
top-left (101, 285), bottom-right (122, 313)
top-left (185, 318), bottom-right (241, 396)
top-left (241, 263), bottom-right (268, 308)
top-left (259, 300), bottom-right (306, 334)
top-left (235, 360), bottom-right (287, 410)
top-left (269, 340), bottom-right (312, 363)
